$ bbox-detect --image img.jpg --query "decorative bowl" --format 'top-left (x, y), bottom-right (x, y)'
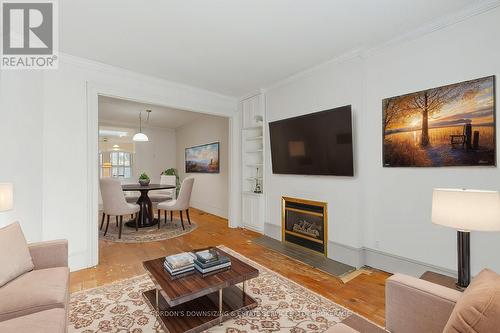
top-left (139, 179), bottom-right (150, 186)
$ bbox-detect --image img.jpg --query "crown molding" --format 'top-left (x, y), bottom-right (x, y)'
top-left (58, 53), bottom-right (237, 103)
top-left (262, 48), bottom-right (363, 93)
top-left (262, 0), bottom-right (500, 93)
top-left (363, 0), bottom-right (500, 57)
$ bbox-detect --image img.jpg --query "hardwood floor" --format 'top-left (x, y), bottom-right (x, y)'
top-left (70, 208), bottom-right (390, 325)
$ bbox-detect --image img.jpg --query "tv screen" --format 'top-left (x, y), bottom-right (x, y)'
top-left (269, 105), bottom-right (353, 176)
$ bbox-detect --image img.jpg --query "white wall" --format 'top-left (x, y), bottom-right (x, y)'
top-left (263, 7), bottom-right (500, 275)
top-left (176, 114), bottom-right (229, 218)
top-left (0, 54), bottom-right (236, 271)
top-left (134, 127), bottom-right (177, 183)
top-left (0, 71), bottom-right (44, 242)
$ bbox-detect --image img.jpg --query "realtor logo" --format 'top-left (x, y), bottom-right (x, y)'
top-left (1, 0), bottom-right (58, 69)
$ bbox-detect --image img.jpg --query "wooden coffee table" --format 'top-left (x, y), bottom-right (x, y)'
top-left (142, 249), bottom-right (259, 333)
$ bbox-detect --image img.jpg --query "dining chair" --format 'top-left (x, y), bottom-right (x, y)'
top-left (157, 177), bottom-right (194, 230)
top-left (99, 178), bottom-right (140, 239)
top-left (149, 175), bottom-right (176, 203)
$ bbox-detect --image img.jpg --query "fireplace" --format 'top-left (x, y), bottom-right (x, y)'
top-left (282, 197), bottom-right (327, 255)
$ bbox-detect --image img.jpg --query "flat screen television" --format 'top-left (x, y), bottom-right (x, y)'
top-left (269, 105), bottom-right (354, 176)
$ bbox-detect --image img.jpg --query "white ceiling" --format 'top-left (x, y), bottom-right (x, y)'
top-left (61, 0), bottom-right (478, 96)
top-left (98, 96), bottom-right (204, 129)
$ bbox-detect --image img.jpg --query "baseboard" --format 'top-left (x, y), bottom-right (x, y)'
top-left (264, 222), bottom-right (281, 240)
top-left (261, 225), bottom-right (456, 278)
top-left (362, 247), bottom-right (457, 278)
top-left (327, 241), bottom-right (456, 278)
top-left (329, 241), bottom-right (364, 268)
top-left (190, 200), bottom-right (227, 219)
top-left (69, 250), bottom-right (91, 272)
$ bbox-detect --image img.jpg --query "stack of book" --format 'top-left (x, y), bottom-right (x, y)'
top-left (164, 252), bottom-right (196, 277)
top-left (193, 248), bottom-right (231, 275)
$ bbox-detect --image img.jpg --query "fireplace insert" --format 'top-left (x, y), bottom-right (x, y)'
top-left (282, 197), bottom-right (327, 255)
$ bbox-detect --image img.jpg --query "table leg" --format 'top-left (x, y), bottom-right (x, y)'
top-left (219, 289), bottom-right (223, 324)
top-left (156, 288), bottom-right (159, 311)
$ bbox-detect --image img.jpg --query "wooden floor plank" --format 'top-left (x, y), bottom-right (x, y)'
top-left (70, 208), bottom-right (390, 326)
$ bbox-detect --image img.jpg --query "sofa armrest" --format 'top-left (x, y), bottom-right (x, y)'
top-left (386, 273), bottom-right (461, 333)
top-left (28, 239), bottom-right (68, 269)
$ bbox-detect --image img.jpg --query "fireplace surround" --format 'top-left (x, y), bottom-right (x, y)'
top-left (281, 197), bottom-right (327, 255)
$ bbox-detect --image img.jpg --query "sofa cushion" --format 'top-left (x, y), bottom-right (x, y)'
top-left (0, 308), bottom-right (66, 333)
top-left (443, 268), bottom-right (500, 333)
top-left (0, 266), bottom-right (69, 322)
top-left (0, 222), bottom-right (34, 287)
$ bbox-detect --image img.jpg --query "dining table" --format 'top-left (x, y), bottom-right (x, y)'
top-left (122, 183), bottom-right (176, 228)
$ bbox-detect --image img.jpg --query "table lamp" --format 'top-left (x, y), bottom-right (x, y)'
top-left (432, 188), bottom-right (500, 288)
top-left (0, 183), bottom-right (13, 212)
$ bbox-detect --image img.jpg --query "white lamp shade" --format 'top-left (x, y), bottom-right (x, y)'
top-left (0, 183), bottom-right (13, 212)
top-left (132, 132), bottom-right (149, 142)
top-left (432, 188), bottom-right (500, 231)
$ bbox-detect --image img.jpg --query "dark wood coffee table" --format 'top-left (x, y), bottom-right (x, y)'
top-left (142, 249), bottom-right (259, 333)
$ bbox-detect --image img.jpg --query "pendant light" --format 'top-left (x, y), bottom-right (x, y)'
top-left (133, 110), bottom-right (151, 142)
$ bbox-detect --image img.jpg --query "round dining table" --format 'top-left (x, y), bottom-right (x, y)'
top-left (122, 183), bottom-right (176, 228)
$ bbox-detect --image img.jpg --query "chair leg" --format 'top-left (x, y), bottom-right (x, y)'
top-left (116, 216), bottom-right (119, 227)
top-left (157, 209), bottom-right (161, 229)
top-left (118, 216), bottom-right (123, 239)
top-left (186, 209), bottom-right (191, 225)
top-left (100, 212), bottom-right (105, 230)
top-left (104, 215), bottom-right (110, 236)
top-left (164, 210), bottom-right (167, 224)
top-left (135, 213), bottom-right (138, 231)
top-left (179, 210), bottom-right (185, 230)
top-left (131, 214), bottom-right (134, 219)
top-left (170, 211), bottom-right (173, 222)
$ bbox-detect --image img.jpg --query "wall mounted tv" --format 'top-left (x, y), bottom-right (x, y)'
top-left (269, 105), bottom-right (354, 176)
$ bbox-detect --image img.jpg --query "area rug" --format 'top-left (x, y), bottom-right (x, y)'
top-left (99, 217), bottom-right (197, 243)
top-left (69, 246), bottom-right (354, 332)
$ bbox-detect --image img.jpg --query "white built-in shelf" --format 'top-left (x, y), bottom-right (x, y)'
top-left (246, 136), bottom-right (263, 141)
top-left (246, 163), bottom-right (263, 167)
top-left (245, 149), bottom-right (263, 153)
top-left (246, 177), bottom-right (263, 181)
top-left (242, 125), bottom-right (263, 131)
top-left (242, 191), bottom-right (264, 197)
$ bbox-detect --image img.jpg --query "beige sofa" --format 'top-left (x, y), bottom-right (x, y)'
top-left (0, 239), bottom-right (69, 333)
top-left (330, 272), bottom-right (461, 332)
top-left (330, 270), bottom-right (499, 332)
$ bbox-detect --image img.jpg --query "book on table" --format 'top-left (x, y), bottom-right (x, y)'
top-left (194, 261), bottom-right (231, 274)
top-left (164, 252), bottom-right (196, 276)
top-left (194, 248), bottom-right (220, 264)
top-left (165, 252), bottom-right (196, 270)
top-left (193, 249), bottom-right (231, 274)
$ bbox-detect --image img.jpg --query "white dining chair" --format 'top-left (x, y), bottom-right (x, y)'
top-left (99, 178), bottom-right (140, 239)
top-left (157, 177), bottom-right (194, 230)
top-left (149, 175), bottom-right (176, 203)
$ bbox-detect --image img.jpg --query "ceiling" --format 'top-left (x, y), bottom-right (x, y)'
top-left (61, 0), bottom-right (478, 96)
top-left (98, 96), bottom-right (204, 129)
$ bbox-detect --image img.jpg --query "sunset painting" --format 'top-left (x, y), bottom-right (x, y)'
top-left (383, 76), bottom-right (495, 167)
top-left (185, 142), bottom-right (220, 173)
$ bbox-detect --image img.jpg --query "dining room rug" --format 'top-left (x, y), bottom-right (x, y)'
top-left (99, 217), bottom-right (197, 243)
top-left (68, 246), bottom-right (363, 332)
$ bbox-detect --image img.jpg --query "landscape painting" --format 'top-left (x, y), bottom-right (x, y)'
top-left (383, 76), bottom-right (495, 167)
top-left (185, 142), bottom-right (220, 173)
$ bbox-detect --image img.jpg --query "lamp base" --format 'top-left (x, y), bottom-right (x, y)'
top-left (456, 230), bottom-right (470, 289)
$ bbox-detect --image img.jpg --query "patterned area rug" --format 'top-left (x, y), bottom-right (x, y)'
top-left (99, 217), bottom-right (197, 243)
top-left (69, 246), bottom-right (353, 332)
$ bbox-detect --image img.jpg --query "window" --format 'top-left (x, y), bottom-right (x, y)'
top-left (99, 151), bottom-right (133, 179)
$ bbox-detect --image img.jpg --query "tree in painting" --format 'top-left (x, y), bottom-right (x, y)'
top-left (383, 76), bottom-right (495, 167)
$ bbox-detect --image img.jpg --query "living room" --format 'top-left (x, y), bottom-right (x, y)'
top-left (1, 1), bottom-right (500, 332)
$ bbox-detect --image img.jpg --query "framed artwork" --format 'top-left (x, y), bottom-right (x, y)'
top-left (185, 142), bottom-right (220, 173)
top-left (383, 76), bottom-right (495, 167)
